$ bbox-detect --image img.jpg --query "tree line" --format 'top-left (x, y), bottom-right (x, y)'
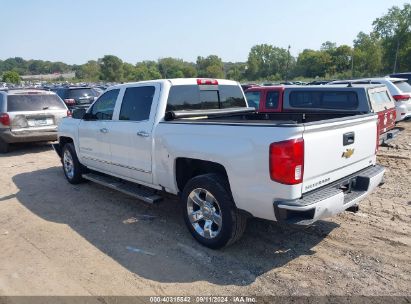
top-left (1, 3), bottom-right (410, 84)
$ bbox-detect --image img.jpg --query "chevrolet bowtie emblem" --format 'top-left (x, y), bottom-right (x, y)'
top-left (342, 148), bottom-right (354, 159)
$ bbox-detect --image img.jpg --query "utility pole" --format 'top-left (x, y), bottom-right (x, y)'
top-left (393, 39), bottom-right (400, 73)
top-left (351, 49), bottom-right (354, 78)
top-left (285, 45), bottom-right (291, 82)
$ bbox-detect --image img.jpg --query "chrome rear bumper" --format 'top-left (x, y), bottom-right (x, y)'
top-left (273, 165), bottom-right (385, 225)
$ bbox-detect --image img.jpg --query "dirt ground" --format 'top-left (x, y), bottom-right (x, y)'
top-left (0, 121), bottom-right (410, 297)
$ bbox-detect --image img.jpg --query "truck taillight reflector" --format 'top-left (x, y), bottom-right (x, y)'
top-left (269, 138), bottom-right (304, 185)
top-left (393, 94), bottom-right (410, 102)
top-left (197, 79), bottom-right (218, 85)
top-left (0, 113), bottom-right (10, 126)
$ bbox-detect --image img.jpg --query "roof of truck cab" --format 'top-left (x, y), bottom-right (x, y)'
top-left (168, 78), bottom-right (238, 86)
top-left (109, 78), bottom-right (239, 89)
top-left (245, 85), bottom-right (284, 92)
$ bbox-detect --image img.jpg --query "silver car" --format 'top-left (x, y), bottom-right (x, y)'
top-left (0, 89), bottom-right (69, 153)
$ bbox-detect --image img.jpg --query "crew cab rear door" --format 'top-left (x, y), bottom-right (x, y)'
top-left (107, 83), bottom-right (160, 184)
top-left (302, 114), bottom-right (377, 193)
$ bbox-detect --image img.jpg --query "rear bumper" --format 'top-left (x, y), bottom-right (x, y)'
top-left (0, 129), bottom-right (57, 143)
top-left (379, 128), bottom-right (401, 145)
top-left (273, 165), bottom-right (385, 225)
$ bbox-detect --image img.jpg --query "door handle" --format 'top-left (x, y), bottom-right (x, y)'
top-left (137, 131), bottom-right (150, 137)
top-left (343, 132), bottom-right (355, 146)
top-left (100, 128), bottom-right (109, 133)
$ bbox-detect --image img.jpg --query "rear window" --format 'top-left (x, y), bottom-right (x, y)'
top-left (245, 91), bottom-right (260, 109)
top-left (393, 81), bottom-right (411, 93)
top-left (67, 88), bottom-right (98, 99)
top-left (54, 88), bottom-right (98, 99)
top-left (7, 94), bottom-right (66, 112)
top-left (369, 91), bottom-right (392, 105)
top-left (289, 91), bottom-right (358, 110)
top-left (166, 85), bottom-right (246, 111)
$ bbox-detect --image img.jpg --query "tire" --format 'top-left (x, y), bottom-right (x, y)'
top-left (181, 173), bottom-right (247, 249)
top-left (0, 139), bottom-right (9, 153)
top-left (62, 143), bottom-right (84, 184)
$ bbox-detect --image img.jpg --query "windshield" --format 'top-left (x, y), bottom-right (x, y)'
top-left (7, 94), bottom-right (66, 112)
top-left (245, 91), bottom-right (261, 109)
top-left (393, 81), bottom-right (411, 93)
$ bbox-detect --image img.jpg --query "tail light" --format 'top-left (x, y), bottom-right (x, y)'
top-left (269, 138), bottom-right (304, 185)
top-left (392, 95), bottom-right (410, 102)
top-left (0, 113), bottom-right (10, 126)
top-left (67, 110), bottom-right (72, 117)
top-left (64, 98), bottom-right (76, 105)
top-left (197, 79), bottom-right (218, 85)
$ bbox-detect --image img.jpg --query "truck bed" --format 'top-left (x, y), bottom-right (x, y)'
top-left (165, 109), bottom-right (368, 125)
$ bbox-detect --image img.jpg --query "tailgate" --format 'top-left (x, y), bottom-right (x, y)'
top-left (302, 114), bottom-right (377, 193)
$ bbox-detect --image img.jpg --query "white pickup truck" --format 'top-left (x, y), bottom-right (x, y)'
top-left (54, 78), bottom-right (385, 249)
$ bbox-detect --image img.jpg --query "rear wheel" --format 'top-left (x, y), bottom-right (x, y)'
top-left (0, 139), bottom-right (9, 153)
top-left (62, 143), bottom-right (84, 184)
top-left (182, 174), bottom-right (247, 249)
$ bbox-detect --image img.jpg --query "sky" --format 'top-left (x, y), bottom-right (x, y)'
top-left (1, 0), bottom-right (408, 64)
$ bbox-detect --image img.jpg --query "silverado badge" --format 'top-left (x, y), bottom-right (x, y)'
top-left (342, 148), bottom-right (355, 159)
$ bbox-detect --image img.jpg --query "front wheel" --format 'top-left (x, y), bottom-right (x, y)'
top-left (62, 143), bottom-right (84, 184)
top-left (181, 174), bottom-right (247, 249)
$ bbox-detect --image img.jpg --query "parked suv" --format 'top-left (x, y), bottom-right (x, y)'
top-left (245, 84), bottom-right (398, 145)
top-left (0, 89), bottom-right (68, 153)
top-left (329, 78), bottom-right (411, 121)
top-left (52, 87), bottom-right (99, 110)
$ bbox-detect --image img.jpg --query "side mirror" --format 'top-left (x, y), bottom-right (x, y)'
top-left (72, 108), bottom-right (87, 119)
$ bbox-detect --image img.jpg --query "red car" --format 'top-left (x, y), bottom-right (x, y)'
top-left (245, 84), bottom-right (398, 145)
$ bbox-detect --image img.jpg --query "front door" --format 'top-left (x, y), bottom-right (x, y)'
top-left (78, 89), bottom-right (120, 172)
top-left (108, 84), bottom-right (160, 184)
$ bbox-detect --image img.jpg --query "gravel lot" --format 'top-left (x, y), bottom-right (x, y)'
top-left (0, 121), bottom-right (410, 296)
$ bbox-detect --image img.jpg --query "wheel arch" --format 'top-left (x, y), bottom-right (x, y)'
top-left (175, 158), bottom-right (231, 194)
top-left (59, 136), bottom-right (74, 147)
